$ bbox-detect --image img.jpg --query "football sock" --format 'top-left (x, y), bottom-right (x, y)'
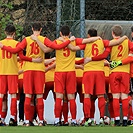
top-left (98, 97), bottom-right (105, 118)
top-left (10, 98), bottom-right (17, 120)
top-left (122, 98), bottom-right (128, 119)
top-left (108, 101), bottom-right (114, 118)
top-left (113, 98), bottom-right (120, 118)
top-left (29, 104), bottom-right (35, 122)
top-left (36, 98), bottom-right (44, 121)
top-left (84, 98), bottom-right (91, 119)
top-left (24, 97), bottom-right (31, 121)
top-left (55, 98), bottom-right (62, 118)
top-left (0, 98), bottom-right (3, 117)
top-left (69, 99), bottom-right (76, 119)
top-left (62, 101), bottom-right (68, 123)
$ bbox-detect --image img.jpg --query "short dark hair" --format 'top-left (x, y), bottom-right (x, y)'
top-left (131, 26), bottom-right (133, 32)
top-left (5, 24), bottom-right (16, 35)
top-left (60, 26), bottom-right (70, 36)
top-left (88, 28), bottom-right (97, 37)
top-left (32, 22), bottom-right (42, 31)
top-left (111, 25), bottom-right (123, 36)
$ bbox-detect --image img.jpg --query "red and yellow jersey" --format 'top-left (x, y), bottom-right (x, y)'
top-left (0, 38), bottom-right (18, 75)
top-left (45, 68), bottom-right (54, 82)
top-left (22, 36), bottom-right (45, 72)
top-left (55, 40), bottom-right (76, 72)
top-left (110, 39), bottom-right (130, 73)
top-left (84, 39), bottom-right (108, 72)
top-left (18, 61), bottom-right (24, 79)
top-left (75, 58), bottom-right (83, 78)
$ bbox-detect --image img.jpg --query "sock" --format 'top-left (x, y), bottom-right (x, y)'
top-left (122, 98), bottom-right (128, 119)
top-left (36, 98), bottom-right (44, 121)
top-left (10, 98), bottom-right (17, 120)
top-left (29, 104), bottom-right (35, 122)
top-left (113, 98), bottom-right (120, 118)
top-left (90, 100), bottom-right (95, 119)
top-left (24, 97), bottom-right (31, 121)
top-left (122, 56), bottom-right (133, 65)
top-left (108, 101), bottom-right (114, 118)
top-left (69, 99), bottom-right (76, 119)
top-left (62, 102), bottom-right (68, 123)
top-left (84, 98), bottom-right (91, 120)
top-left (0, 98), bottom-right (3, 117)
top-left (55, 98), bottom-right (62, 118)
top-left (98, 97), bottom-right (105, 118)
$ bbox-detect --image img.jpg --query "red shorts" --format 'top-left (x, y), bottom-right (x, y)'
top-left (0, 75), bottom-right (18, 94)
top-left (109, 72), bottom-right (130, 94)
top-left (82, 71), bottom-right (105, 95)
top-left (76, 77), bottom-right (84, 103)
top-left (43, 81), bottom-right (55, 100)
top-left (23, 71), bottom-right (45, 94)
top-left (54, 71), bottom-right (76, 94)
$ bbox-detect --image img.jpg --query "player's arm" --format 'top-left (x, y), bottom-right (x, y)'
top-left (84, 47), bottom-right (111, 65)
top-left (75, 64), bottom-right (84, 70)
top-left (108, 35), bottom-right (128, 46)
top-left (31, 35), bottom-right (75, 50)
top-left (18, 70), bottom-right (23, 75)
top-left (45, 62), bottom-right (56, 73)
top-left (0, 39), bottom-right (27, 53)
top-left (109, 40), bottom-right (133, 69)
top-left (67, 38), bottom-right (86, 51)
top-left (82, 36), bottom-right (101, 44)
top-left (75, 58), bottom-right (84, 65)
top-left (44, 57), bottom-right (56, 65)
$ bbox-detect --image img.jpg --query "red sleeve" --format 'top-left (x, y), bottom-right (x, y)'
top-left (75, 58), bottom-right (84, 64)
top-left (18, 51), bottom-right (32, 62)
top-left (92, 47), bottom-right (111, 61)
top-left (128, 40), bottom-right (133, 51)
top-left (103, 40), bottom-right (110, 47)
top-left (44, 38), bottom-right (70, 49)
top-left (75, 38), bottom-right (83, 45)
top-left (2, 38), bottom-right (27, 53)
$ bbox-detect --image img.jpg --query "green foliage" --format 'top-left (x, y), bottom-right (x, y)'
top-left (0, 1), bottom-right (23, 40)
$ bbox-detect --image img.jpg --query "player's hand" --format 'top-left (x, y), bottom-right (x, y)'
top-left (30, 34), bottom-right (38, 41)
top-left (32, 57), bottom-right (43, 63)
top-left (123, 35), bottom-right (128, 40)
top-left (58, 37), bottom-right (65, 42)
top-left (69, 36), bottom-right (75, 41)
top-left (97, 36), bottom-right (102, 40)
top-left (0, 42), bottom-right (3, 48)
top-left (84, 57), bottom-right (92, 65)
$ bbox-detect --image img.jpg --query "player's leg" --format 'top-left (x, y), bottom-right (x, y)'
top-left (34, 71), bottom-right (45, 126)
top-left (96, 72), bottom-right (106, 125)
top-left (54, 72), bottom-right (64, 126)
top-left (82, 72), bottom-right (94, 126)
top-left (8, 75), bottom-right (18, 126)
top-left (66, 71), bottom-right (77, 126)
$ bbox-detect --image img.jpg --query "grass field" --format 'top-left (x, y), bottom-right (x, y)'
top-left (0, 125), bottom-right (133, 133)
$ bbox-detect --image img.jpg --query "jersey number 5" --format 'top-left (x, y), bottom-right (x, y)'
top-left (63, 47), bottom-right (70, 57)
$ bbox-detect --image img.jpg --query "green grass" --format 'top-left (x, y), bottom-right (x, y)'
top-left (0, 125), bottom-right (133, 133)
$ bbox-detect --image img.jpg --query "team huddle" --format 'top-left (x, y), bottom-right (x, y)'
top-left (0, 22), bottom-right (133, 127)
